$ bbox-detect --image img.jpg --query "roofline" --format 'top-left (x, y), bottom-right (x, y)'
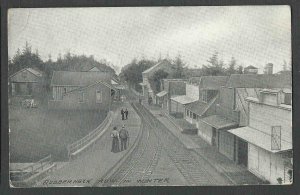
top-left (245, 97), bottom-right (292, 111)
top-left (63, 81), bottom-right (116, 95)
top-left (50, 70), bottom-right (111, 86)
top-left (10, 68), bottom-right (42, 79)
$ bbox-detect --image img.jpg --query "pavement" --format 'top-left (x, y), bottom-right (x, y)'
top-left (144, 103), bottom-right (264, 185)
top-left (35, 101), bottom-right (141, 187)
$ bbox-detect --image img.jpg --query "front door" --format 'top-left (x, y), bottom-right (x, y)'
top-left (212, 128), bottom-right (217, 146)
top-left (238, 138), bottom-right (248, 167)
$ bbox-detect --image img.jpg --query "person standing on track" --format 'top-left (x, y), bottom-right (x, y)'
top-left (119, 125), bottom-right (129, 151)
top-left (111, 127), bottom-right (120, 153)
top-left (125, 108), bottom-right (128, 120)
top-left (121, 108), bottom-right (125, 120)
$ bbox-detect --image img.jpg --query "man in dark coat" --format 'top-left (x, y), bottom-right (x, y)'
top-left (125, 108), bottom-right (128, 120)
top-left (121, 108), bottom-right (124, 120)
top-left (119, 125), bottom-right (129, 151)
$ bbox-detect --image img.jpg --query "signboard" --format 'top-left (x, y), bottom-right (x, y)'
top-left (271, 126), bottom-right (281, 150)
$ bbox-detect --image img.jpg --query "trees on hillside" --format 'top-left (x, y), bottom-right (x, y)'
top-left (202, 51), bottom-right (226, 76)
top-left (9, 42), bottom-right (117, 91)
top-left (119, 59), bottom-right (157, 91)
top-left (9, 42), bottom-right (44, 75)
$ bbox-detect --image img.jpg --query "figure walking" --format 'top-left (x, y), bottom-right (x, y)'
top-left (125, 108), bottom-right (128, 120)
top-left (121, 108), bottom-right (125, 120)
top-left (111, 127), bottom-right (120, 153)
top-left (119, 125), bottom-right (129, 151)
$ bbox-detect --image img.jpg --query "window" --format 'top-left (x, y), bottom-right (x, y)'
top-left (96, 90), bottom-right (102, 103)
top-left (79, 92), bottom-right (85, 103)
top-left (193, 113), bottom-right (197, 119)
top-left (202, 90), bottom-right (208, 103)
top-left (64, 87), bottom-right (67, 94)
top-left (186, 109), bottom-right (189, 116)
top-left (284, 93), bottom-right (292, 105)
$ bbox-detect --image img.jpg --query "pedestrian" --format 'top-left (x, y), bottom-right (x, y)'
top-left (111, 127), bottom-right (120, 153)
top-left (119, 125), bottom-right (129, 151)
top-left (121, 108), bottom-right (124, 120)
top-left (125, 108), bottom-right (128, 120)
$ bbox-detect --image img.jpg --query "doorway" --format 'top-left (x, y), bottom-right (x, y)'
top-left (212, 127), bottom-right (217, 146)
top-left (238, 138), bottom-right (248, 167)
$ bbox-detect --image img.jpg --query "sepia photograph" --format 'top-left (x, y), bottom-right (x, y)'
top-left (7, 6), bottom-right (292, 187)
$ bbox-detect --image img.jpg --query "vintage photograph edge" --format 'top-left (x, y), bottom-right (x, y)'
top-left (1, 0), bottom-right (300, 195)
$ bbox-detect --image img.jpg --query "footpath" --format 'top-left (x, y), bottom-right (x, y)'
top-left (144, 103), bottom-right (264, 185)
top-left (35, 100), bottom-right (141, 187)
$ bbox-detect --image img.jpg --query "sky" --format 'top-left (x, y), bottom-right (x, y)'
top-left (8, 6), bottom-right (291, 74)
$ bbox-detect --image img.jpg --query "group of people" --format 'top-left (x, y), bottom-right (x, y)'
top-left (121, 108), bottom-right (129, 120)
top-left (111, 107), bottom-right (131, 153)
top-left (111, 125), bottom-right (130, 153)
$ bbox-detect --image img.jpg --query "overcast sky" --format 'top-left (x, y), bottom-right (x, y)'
top-left (8, 6), bottom-right (291, 73)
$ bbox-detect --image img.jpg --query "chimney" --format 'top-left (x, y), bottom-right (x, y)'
top-left (264, 63), bottom-right (273, 74)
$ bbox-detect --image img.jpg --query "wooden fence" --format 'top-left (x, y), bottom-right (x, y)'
top-left (67, 111), bottom-right (113, 159)
top-left (11, 154), bottom-right (57, 186)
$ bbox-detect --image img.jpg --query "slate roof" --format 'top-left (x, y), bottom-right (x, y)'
top-left (185, 101), bottom-right (210, 116)
top-left (226, 73), bottom-right (292, 88)
top-left (26, 68), bottom-right (43, 77)
top-left (156, 91), bottom-right (168, 97)
top-left (189, 76), bottom-right (228, 89)
top-left (171, 95), bottom-right (198, 105)
top-left (142, 59), bottom-right (171, 74)
top-left (51, 71), bottom-right (110, 86)
top-left (201, 115), bottom-right (238, 130)
top-left (64, 80), bottom-right (116, 95)
top-left (10, 68), bottom-right (42, 78)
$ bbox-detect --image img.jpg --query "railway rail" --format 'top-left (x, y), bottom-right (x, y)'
top-left (95, 100), bottom-right (231, 186)
top-left (94, 103), bottom-right (162, 186)
top-left (137, 104), bottom-right (223, 186)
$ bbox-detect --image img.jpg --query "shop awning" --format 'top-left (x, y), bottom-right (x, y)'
top-left (114, 85), bottom-right (125, 90)
top-left (228, 126), bottom-right (292, 153)
top-left (156, 91), bottom-right (168, 97)
top-left (201, 115), bottom-right (238, 130)
top-left (170, 95), bottom-right (198, 105)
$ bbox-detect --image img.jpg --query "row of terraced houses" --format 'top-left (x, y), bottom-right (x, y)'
top-left (141, 61), bottom-right (292, 184)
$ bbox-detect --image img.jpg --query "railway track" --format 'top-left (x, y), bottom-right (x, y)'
top-left (95, 103), bottom-right (162, 187)
top-left (137, 104), bottom-right (223, 186)
top-left (95, 100), bottom-right (228, 186)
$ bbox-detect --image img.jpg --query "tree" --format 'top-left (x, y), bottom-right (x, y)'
top-left (9, 42), bottom-right (44, 75)
top-left (227, 57), bottom-right (237, 75)
top-left (282, 60), bottom-right (287, 71)
top-left (119, 58), bottom-right (156, 91)
top-left (148, 70), bottom-right (169, 93)
top-left (237, 65), bottom-right (243, 74)
top-left (202, 51), bottom-right (226, 76)
top-left (171, 54), bottom-right (185, 78)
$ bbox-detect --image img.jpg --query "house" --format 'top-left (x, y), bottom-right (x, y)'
top-left (140, 60), bottom-right (173, 103)
top-left (197, 73), bottom-right (292, 162)
top-left (156, 79), bottom-right (187, 112)
top-left (181, 76), bottom-right (230, 144)
top-left (228, 89), bottom-right (292, 184)
top-left (9, 68), bottom-right (44, 97)
top-left (49, 71), bottom-right (115, 110)
top-left (170, 76), bottom-right (228, 118)
top-left (244, 65), bottom-right (258, 74)
top-left (264, 63), bottom-right (273, 75)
